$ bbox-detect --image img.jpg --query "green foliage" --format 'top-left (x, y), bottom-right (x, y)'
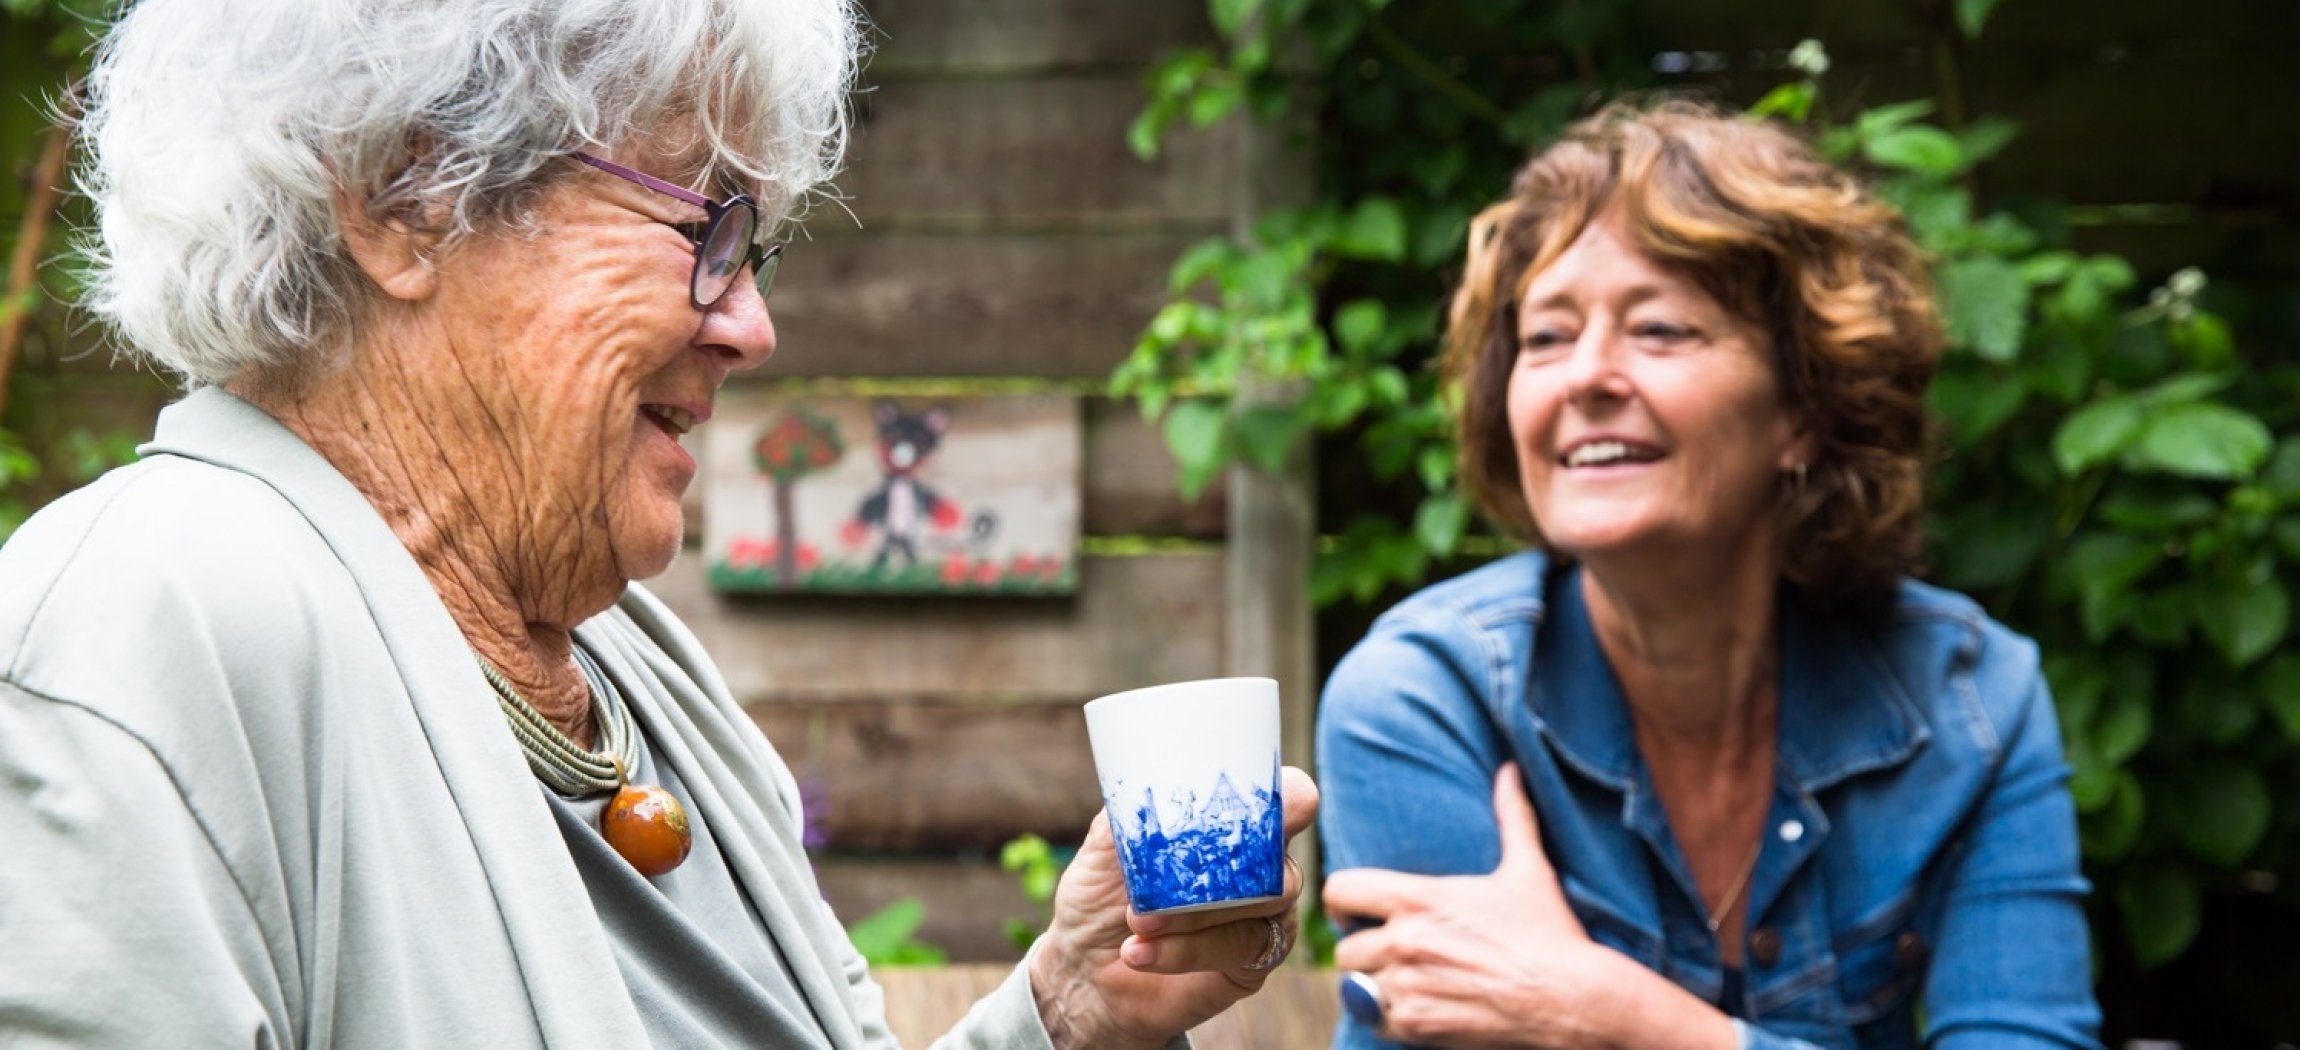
top-left (1119, 4), bottom-right (2300, 984)
top-left (1722, 65), bottom-right (2300, 974)
top-left (1114, 0), bottom-right (1646, 604)
top-left (844, 897), bottom-right (949, 967)
top-left (998, 833), bottom-right (1068, 951)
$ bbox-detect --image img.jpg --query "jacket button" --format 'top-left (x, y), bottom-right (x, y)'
top-left (1748, 927), bottom-right (1783, 968)
top-left (1895, 931), bottom-right (1930, 971)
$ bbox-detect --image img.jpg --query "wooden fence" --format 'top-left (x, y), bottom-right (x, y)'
top-left (664, 0), bottom-right (1320, 961)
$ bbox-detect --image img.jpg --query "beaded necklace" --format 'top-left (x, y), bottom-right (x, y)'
top-left (475, 646), bottom-right (693, 876)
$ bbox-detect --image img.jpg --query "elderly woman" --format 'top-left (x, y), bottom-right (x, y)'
top-left (1314, 103), bottom-right (2100, 1049)
top-left (0, 1), bottom-right (1312, 1046)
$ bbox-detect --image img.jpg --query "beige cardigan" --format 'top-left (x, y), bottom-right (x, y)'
top-left (0, 387), bottom-right (1054, 1049)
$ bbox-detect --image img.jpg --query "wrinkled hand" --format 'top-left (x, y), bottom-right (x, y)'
top-left (1030, 765), bottom-right (1318, 1050)
top-left (1321, 764), bottom-right (1623, 1050)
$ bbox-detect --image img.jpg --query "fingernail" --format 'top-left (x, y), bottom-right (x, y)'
top-left (1121, 938), bottom-right (1158, 968)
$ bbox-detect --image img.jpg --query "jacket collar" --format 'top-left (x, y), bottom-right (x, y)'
top-left (1525, 556), bottom-right (1929, 796)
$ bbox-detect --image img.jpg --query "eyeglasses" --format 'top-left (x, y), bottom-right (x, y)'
top-left (570, 151), bottom-right (782, 310)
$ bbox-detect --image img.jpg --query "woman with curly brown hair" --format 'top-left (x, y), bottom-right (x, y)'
top-left (1314, 102), bottom-right (2101, 1049)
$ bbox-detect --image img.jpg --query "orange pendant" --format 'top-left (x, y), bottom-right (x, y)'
top-left (602, 782), bottom-right (693, 876)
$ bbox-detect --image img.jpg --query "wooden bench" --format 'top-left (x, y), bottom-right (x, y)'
top-left (873, 963), bottom-right (1340, 1049)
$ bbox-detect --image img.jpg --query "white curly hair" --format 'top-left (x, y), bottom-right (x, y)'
top-left (75, 0), bottom-right (862, 389)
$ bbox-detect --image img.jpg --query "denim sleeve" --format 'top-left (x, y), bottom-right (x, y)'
top-left (1920, 660), bottom-right (2105, 1048)
top-left (1317, 617), bottom-right (1512, 1050)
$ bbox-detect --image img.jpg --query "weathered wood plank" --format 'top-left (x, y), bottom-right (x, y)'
top-left (841, 78), bottom-right (1237, 229)
top-left (872, 963), bottom-right (1342, 1049)
top-left (1081, 397), bottom-right (1227, 538)
top-left (861, 0), bottom-right (1215, 75)
top-left (647, 549), bottom-right (1226, 702)
top-left (753, 698), bottom-right (1103, 852)
top-left (764, 233), bottom-right (1199, 378)
top-left (682, 397), bottom-right (1224, 542)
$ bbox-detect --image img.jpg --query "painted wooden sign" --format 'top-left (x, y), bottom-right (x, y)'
top-left (703, 391), bottom-right (1081, 595)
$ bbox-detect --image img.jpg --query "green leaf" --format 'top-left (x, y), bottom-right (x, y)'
top-left (2262, 654), bottom-right (2300, 741)
top-left (2128, 587), bottom-right (2189, 648)
top-left (1928, 364), bottom-right (2026, 449)
top-left (1186, 78), bottom-right (1245, 127)
top-left (2018, 250), bottom-right (2078, 286)
top-left (1210, 0), bottom-right (1261, 39)
top-left (846, 898), bottom-right (936, 963)
top-left (2130, 402), bottom-right (2273, 480)
top-left (1163, 400), bottom-right (1230, 500)
top-left (2172, 313), bottom-right (2236, 369)
top-left (2165, 765), bottom-right (2272, 868)
top-left (1957, 115), bottom-right (2020, 165)
top-left (1749, 81), bottom-right (1815, 123)
top-left (1866, 125), bottom-right (1964, 176)
top-left (1169, 239), bottom-right (1236, 292)
top-left (1856, 100), bottom-right (1936, 138)
top-left (1413, 492), bottom-right (1469, 557)
top-left (2061, 532), bottom-right (2162, 615)
top-left (1939, 257), bottom-right (2029, 361)
top-left (1233, 404), bottom-right (1302, 474)
top-left (2080, 770), bottom-right (2145, 861)
top-left (2097, 491), bottom-right (2216, 534)
top-left (2053, 397), bottom-right (2142, 476)
top-left (1126, 109), bottom-right (1165, 161)
top-left (1894, 183), bottom-right (1973, 244)
top-left (2021, 336), bottom-right (2091, 404)
top-left (1333, 198), bottom-right (1407, 261)
top-left (1332, 298), bottom-right (1387, 355)
top-left (2191, 574), bottom-right (2290, 667)
top-left (2136, 371), bottom-right (2230, 406)
top-left (2065, 738), bottom-right (2115, 811)
top-left (2260, 436), bottom-right (2300, 500)
top-left (2118, 865), bottom-right (2201, 969)
top-left (1956, 0), bottom-right (2004, 38)
top-left (2093, 686), bottom-right (2152, 765)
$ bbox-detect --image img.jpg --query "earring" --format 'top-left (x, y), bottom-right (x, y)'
top-left (1786, 461), bottom-right (1808, 496)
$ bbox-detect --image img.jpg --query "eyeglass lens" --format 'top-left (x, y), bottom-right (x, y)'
top-left (693, 207), bottom-right (781, 307)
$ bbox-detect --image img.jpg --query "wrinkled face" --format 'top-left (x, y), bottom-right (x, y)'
top-left (420, 145), bottom-right (776, 596)
top-left (1506, 215), bottom-right (1808, 565)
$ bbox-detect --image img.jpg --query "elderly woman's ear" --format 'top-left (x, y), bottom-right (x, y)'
top-left (333, 186), bottom-right (445, 303)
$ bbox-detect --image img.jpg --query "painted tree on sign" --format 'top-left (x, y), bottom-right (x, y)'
top-left (752, 408), bottom-right (844, 583)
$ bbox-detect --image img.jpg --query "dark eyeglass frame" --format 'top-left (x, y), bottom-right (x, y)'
top-left (570, 151), bottom-right (782, 310)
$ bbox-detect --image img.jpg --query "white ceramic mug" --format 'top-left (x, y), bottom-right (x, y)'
top-left (1083, 676), bottom-right (1284, 914)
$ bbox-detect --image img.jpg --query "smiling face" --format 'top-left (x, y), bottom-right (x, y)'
top-left (408, 145), bottom-right (777, 605)
top-left (1506, 214), bottom-right (1810, 567)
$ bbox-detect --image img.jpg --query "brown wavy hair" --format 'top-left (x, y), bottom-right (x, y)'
top-left (1445, 100), bottom-right (1942, 612)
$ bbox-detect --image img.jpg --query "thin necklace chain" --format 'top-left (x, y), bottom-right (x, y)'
top-left (474, 645), bottom-right (637, 798)
top-left (1705, 836), bottom-right (1763, 933)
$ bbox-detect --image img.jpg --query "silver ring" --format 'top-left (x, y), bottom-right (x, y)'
top-left (1339, 970), bottom-right (1384, 1028)
top-left (1241, 916), bottom-right (1289, 972)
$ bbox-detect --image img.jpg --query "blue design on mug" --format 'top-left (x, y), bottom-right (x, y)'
top-left (1103, 753), bottom-right (1284, 912)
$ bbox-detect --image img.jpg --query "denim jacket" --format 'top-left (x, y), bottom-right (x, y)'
top-left (1317, 552), bottom-right (2102, 1049)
